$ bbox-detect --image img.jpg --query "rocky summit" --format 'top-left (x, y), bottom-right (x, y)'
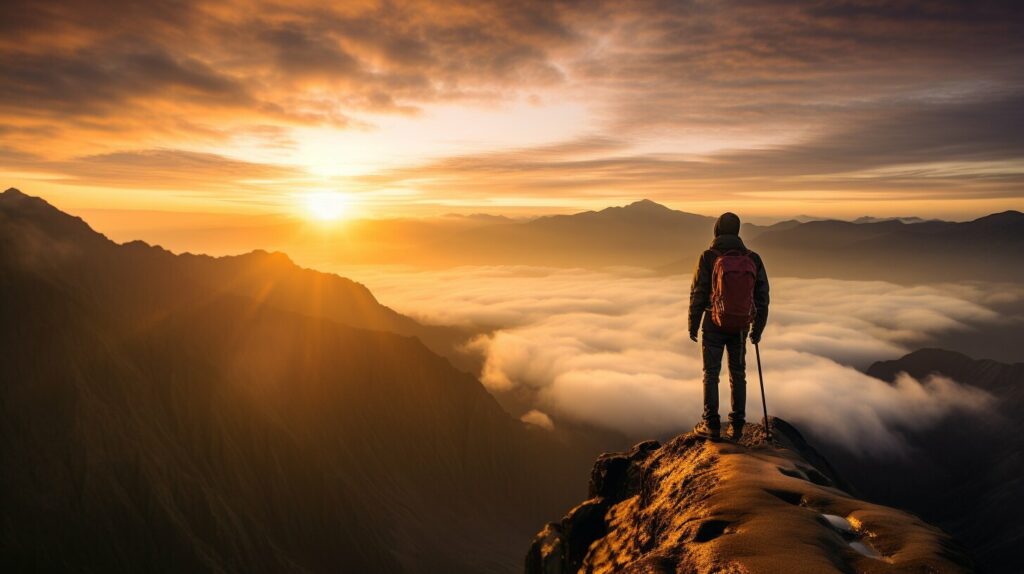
top-left (526, 419), bottom-right (972, 574)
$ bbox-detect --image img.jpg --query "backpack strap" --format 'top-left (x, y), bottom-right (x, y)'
top-left (707, 249), bottom-right (751, 272)
top-left (707, 249), bottom-right (720, 265)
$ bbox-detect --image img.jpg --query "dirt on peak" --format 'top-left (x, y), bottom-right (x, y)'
top-left (526, 420), bottom-right (972, 573)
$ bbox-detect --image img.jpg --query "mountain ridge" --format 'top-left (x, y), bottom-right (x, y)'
top-left (23, 188), bottom-right (1022, 281)
top-left (527, 420), bottom-right (971, 573)
top-left (867, 348), bottom-right (1023, 398)
top-left (0, 189), bottom-right (597, 572)
top-left (660, 208), bottom-right (1024, 282)
top-left (0, 187), bottom-right (485, 372)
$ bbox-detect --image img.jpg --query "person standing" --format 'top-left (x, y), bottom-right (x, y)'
top-left (688, 212), bottom-right (769, 440)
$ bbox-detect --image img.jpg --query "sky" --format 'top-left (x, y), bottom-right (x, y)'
top-left (2, 0), bottom-right (1023, 221)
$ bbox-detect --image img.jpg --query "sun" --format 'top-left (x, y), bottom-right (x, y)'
top-left (303, 191), bottom-right (352, 221)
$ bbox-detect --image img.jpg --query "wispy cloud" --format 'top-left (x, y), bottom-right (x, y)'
top-left (1, 0), bottom-right (1022, 211)
top-left (0, 148), bottom-right (307, 205)
top-left (359, 93), bottom-right (1024, 203)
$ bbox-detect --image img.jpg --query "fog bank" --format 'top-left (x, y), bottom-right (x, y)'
top-left (345, 266), bottom-right (1005, 454)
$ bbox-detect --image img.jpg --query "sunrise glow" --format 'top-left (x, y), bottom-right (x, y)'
top-left (2, 3), bottom-right (1023, 572)
top-left (1, 0), bottom-right (1021, 226)
top-left (303, 191), bottom-right (353, 222)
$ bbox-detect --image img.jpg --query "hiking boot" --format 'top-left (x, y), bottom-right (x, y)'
top-left (728, 421), bottom-right (745, 441)
top-left (693, 420), bottom-right (721, 439)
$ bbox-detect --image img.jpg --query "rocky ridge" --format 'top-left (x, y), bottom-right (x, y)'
top-left (527, 419), bottom-right (972, 573)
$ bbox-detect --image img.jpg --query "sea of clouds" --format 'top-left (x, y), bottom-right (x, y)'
top-left (343, 266), bottom-right (1008, 455)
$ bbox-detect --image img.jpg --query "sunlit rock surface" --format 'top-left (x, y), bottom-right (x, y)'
top-left (527, 419), bottom-right (972, 573)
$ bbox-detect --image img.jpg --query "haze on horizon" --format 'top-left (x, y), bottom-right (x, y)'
top-left (2, 0), bottom-right (1023, 231)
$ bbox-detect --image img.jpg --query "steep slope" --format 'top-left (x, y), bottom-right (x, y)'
top-left (527, 421), bottom-right (971, 573)
top-left (0, 187), bottom-right (480, 372)
top-left (0, 189), bottom-right (593, 572)
top-left (829, 349), bottom-right (1024, 573)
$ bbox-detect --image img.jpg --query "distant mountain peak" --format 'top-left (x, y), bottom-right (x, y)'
top-left (971, 210), bottom-right (1024, 225)
top-left (622, 198), bottom-right (670, 211)
top-left (2, 187), bottom-right (39, 206)
top-left (243, 248), bottom-right (296, 266)
top-left (593, 199), bottom-right (707, 220)
top-left (2, 187), bottom-right (56, 209)
top-left (0, 188), bottom-right (111, 248)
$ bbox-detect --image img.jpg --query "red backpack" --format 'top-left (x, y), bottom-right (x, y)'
top-left (709, 250), bottom-right (757, 333)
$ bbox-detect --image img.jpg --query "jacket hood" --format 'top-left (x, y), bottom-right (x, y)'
top-left (710, 234), bottom-right (747, 251)
top-left (714, 212), bottom-right (741, 237)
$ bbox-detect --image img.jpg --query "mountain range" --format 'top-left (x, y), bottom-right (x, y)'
top-left (77, 199), bottom-right (1024, 284)
top-left (340, 200), bottom-right (1024, 283)
top-left (0, 188), bottom-right (598, 572)
top-left (734, 211), bottom-right (1024, 283)
top-left (421, 199), bottom-right (1024, 283)
top-left (3, 188), bottom-right (1020, 572)
top-left (78, 199), bottom-right (1024, 285)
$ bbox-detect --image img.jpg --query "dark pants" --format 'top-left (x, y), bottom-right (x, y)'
top-left (701, 327), bottom-right (747, 427)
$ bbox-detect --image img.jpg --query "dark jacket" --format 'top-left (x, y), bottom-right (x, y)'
top-left (688, 234), bottom-right (769, 339)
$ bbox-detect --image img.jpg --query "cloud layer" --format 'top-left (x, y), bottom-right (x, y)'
top-left (347, 266), bottom-right (1000, 455)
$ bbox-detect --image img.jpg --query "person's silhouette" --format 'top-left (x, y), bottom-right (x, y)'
top-left (688, 212), bottom-right (770, 439)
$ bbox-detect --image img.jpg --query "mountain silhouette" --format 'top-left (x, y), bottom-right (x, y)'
top-left (868, 348), bottom-right (1023, 401)
top-left (0, 189), bottom-right (594, 573)
top-left (360, 199), bottom-right (1023, 282)
top-left (1, 188), bottom-right (481, 372)
top-left (741, 211), bottom-right (1024, 282)
top-left (527, 421), bottom-right (971, 573)
top-left (433, 199), bottom-right (1019, 283)
top-left (427, 200), bottom-right (732, 267)
top-left (83, 196), bottom-right (1022, 284)
top-left (851, 216), bottom-right (934, 224)
top-left (835, 349), bottom-right (1024, 572)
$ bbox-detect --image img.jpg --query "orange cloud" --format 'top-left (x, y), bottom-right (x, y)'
top-left (1, 0), bottom-right (1022, 214)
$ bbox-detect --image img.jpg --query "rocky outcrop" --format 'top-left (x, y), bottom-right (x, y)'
top-left (526, 420), bottom-right (973, 573)
top-left (527, 441), bottom-right (661, 574)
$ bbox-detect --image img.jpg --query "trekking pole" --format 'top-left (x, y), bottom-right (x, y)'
top-left (754, 343), bottom-right (772, 441)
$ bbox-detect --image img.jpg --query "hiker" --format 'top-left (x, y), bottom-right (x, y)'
top-left (688, 212), bottom-right (769, 440)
